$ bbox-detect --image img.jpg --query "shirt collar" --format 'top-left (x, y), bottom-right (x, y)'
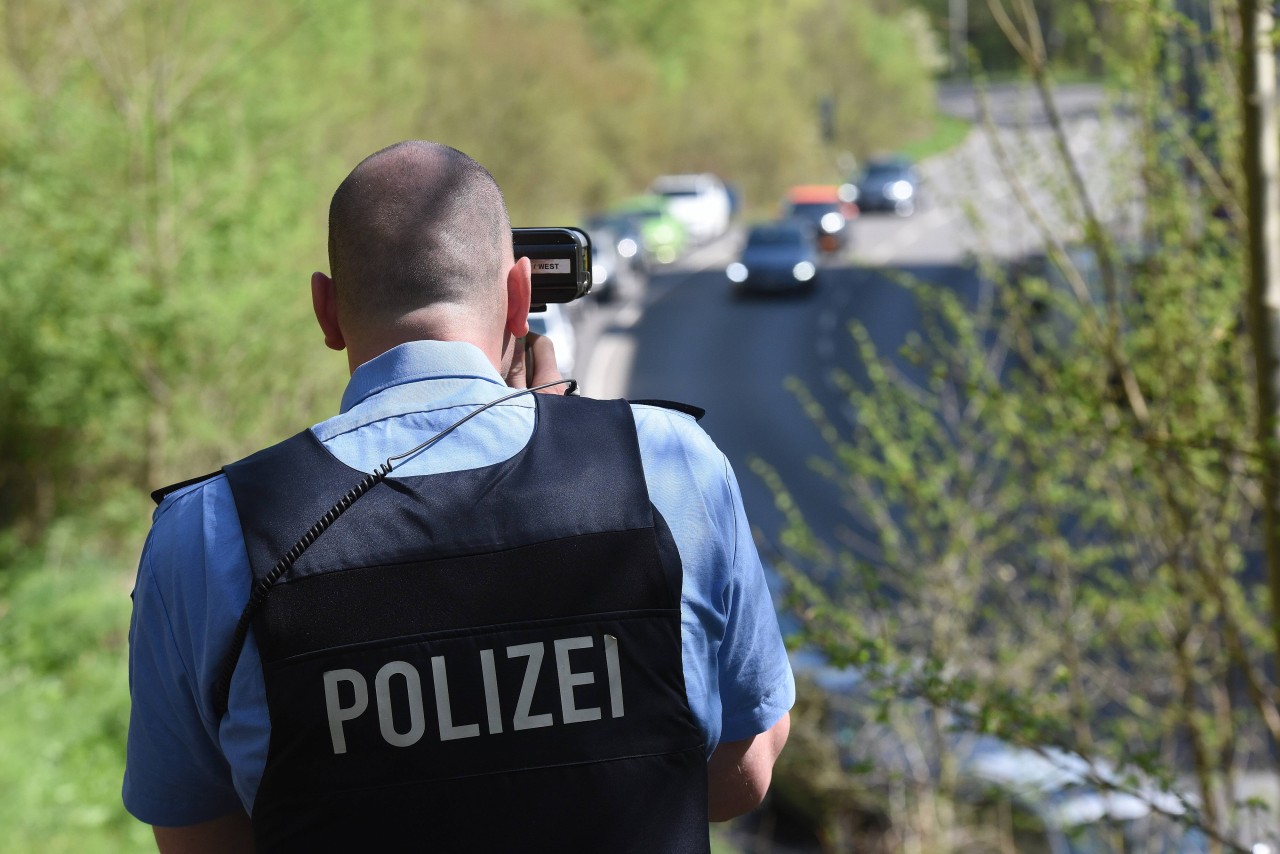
top-left (339, 340), bottom-right (505, 414)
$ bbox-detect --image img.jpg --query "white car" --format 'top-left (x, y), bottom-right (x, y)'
top-left (526, 303), bottom-right (576, 377)
top-left (648, 173), bottom-right (732, 243)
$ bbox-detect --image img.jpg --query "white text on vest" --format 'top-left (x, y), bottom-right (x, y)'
top-left (322, 634), bottom-right (625, 754)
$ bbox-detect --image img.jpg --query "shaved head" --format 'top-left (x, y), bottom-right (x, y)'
top-left (327, 141), bottom-right (512, 331)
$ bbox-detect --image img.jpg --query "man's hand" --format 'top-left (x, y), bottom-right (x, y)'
top-left (505, 331), bottom-right (565, 392)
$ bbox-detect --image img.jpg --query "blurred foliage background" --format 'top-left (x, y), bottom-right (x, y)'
top-left (0, 0), bottom-right (961, 848)
top-left (0, 0), bottom-right (946, 543)
top-left (748, 0), bottom-right (1280, 849)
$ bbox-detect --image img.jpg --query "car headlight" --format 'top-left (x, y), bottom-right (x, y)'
top-left (617, 237), bottom-right (638, 258)
top-left (792, 261), bottom-right (816, 282)
top-left (838, 183), bottom-right (858, 203)
top-left (820, 212), bottom-right (845, 233)
top-left (593, 264), bottom-right (610, 285)
top-left (889, 180), bottom-right (914, 200)
top-left (726, 262), bottom-right (749, 283)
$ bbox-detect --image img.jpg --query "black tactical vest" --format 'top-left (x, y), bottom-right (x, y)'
top-left (222, 394), bottom-right (710, 852)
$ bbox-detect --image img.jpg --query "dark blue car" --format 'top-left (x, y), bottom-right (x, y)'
top-left (726, 221), bottom-right (820, 296)
top-left (852, 157), bottom-right (921, 216)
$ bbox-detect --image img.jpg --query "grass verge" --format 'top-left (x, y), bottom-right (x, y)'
top-left (0, 536), bottom-right (152, 852)
top-left (900, 111), bottom-right (973, 162)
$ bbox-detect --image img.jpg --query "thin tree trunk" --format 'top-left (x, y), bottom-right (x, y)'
top-left (1241, 0), bottom-right (1280, 760)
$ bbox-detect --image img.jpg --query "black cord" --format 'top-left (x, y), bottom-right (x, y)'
top-left (212, 378), bottom-right (577, 717)
top-left (386, 379), bottom-right (576, 468)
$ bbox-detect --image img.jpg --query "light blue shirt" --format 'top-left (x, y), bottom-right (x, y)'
top-left (123, 340), bottom-right (795, 827)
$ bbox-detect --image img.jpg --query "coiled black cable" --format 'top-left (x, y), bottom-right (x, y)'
top-left (212, 378), bottom-right (576, 717)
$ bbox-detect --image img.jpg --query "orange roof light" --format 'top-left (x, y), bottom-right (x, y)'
top-left (786, 184), bottom-right (841, 202)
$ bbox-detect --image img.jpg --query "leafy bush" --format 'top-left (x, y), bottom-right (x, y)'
top-left (0, 536), bottom-right (150, 851)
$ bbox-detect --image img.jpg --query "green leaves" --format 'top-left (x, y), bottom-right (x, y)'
top-left (756, 2), bottom-right (1276, 845)
top-left (0, 2), bottom-right (956, 847)
top-left (0, 0), bottom-right (944, 539)
top-left (0, 545), bottom-right (150, 852)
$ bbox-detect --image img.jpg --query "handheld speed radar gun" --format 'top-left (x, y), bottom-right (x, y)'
top-left (513, 227), bottom-right (592, 310)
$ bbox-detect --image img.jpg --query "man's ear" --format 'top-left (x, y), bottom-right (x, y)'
top-left (505, 256), bottom-right (531, 339)
top-left (311, 271), bottom-right (346, 351)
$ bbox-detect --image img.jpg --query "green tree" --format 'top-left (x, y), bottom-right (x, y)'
top-left (0, 0), bottom-right (360, 539)
top-left (912, 0), bottom-right (1111, 77)
top-left (0, 1), bottom-right (944, 847)
top-left (760, 0), bottom-right (1279, 850)
top-left (0, 0), bottom-right (945, 546)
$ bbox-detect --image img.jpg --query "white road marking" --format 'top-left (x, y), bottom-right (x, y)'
top-left (580, 332), bottom-right (635, 400)
top-left (613, 302), bottom-right (643, 330)
top-left (816, 308), bottom-right (838, 360)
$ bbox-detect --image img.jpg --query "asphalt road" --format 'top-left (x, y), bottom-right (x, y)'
top-left (594, 239), bottom-right (982, 562)
top-left (569, 82), bottom-right (1133, 568)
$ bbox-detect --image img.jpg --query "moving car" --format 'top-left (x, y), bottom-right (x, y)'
top-left (584, 212), bottom-right (650, 272)
top-left (781, 185), bottom-right (858, 255)
top-left (585, 224), bottom-right (644, 303)
top-left (850, 157), bottom-right (921, 216)
top-left (726, 221), bottom-right (821, 296)
top-left (648, 173), bottom-right (733, 243)
top-left (788, 656), bottom-right (1256, 854)
top-left (608, 196), bottom-right (689, 265)
top-left (958, 743), bottom-right (1217, 853)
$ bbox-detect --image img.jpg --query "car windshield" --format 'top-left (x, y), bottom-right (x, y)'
top-left (615, 196), bottom-right (670, 218)
top-left (787, 202), bottom-right (838, 218)
top-left (863, 163), bottom-right (909, 181)
top-left (625, 205), bottom-right (664, 218)
top-left (747, 227), bottom-right (805, 248)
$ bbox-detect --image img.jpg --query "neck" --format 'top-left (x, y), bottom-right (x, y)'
top-left (344, 307), bottom-right (505, 375)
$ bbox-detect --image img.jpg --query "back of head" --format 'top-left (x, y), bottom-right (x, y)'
top-left (327, 141), bottom-right (511, 333)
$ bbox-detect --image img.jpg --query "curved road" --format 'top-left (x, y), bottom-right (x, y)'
top-left (560, 84), bottom-right (1279, 850)
top-left (568, 83), bottom-right (1130, 566)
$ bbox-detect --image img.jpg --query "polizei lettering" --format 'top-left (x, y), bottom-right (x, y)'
top-left (323, 634), bottom-right (625, 754)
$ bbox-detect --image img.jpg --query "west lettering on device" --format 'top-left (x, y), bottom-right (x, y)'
top-left (323, 634), bottom-right (624, 754)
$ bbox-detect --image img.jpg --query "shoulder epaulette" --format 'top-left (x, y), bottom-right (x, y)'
top-left (628, 399), bottom-right (706, 422)
top-left (150, 471), bottom-right (222, 506)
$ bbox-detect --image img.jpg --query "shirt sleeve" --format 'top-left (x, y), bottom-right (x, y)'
top-left (632, 403), bottom-right (795, 749)
top-left (123, 495), bottom-right (244, 827)
top-left (714, 456), bottom-right (796, 743)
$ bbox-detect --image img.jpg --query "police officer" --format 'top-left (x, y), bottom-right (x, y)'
top-left (123, 141), bottom-right (794, 852)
